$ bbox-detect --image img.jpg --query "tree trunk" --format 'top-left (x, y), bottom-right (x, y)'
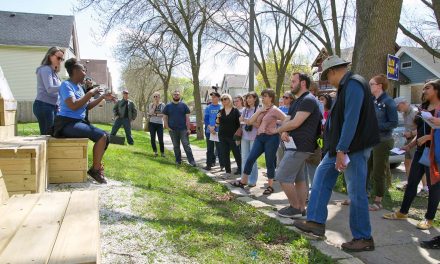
top-left (351, 0), bottom-right (403, 80)
top-left (188, 53), bottom-right (205, 140)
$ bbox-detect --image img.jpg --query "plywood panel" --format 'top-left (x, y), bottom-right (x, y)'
top-left (48, 146), bottom-right (86, 159)
top-left (0, 125), bottom-right (15, 140)
top-left (0, 192), bottom-right (71, 264)
top-left (3, 174), bottom-right (37, 192)
top-left (0, 158), bottom-right (31, 174)
top-left (49, 191), bottom-right (100, 264)
top-left (49, 159), bottom-right (88, 171)
top-left (49, 171), bottom-right (87, 184)
top-left (0, 194), bottom-right (40, 254)
top-left (0, 110), bottom-right (16, 126)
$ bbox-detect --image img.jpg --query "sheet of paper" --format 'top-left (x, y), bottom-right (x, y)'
top-left (283, 136), bottom-right (297, 149)
top-left (421, 111), bottom-right (440, 128)
top-left (390, 148), bottom-right (405, 155)
top-left (209, 133), bottom-right (219, 142)
top-left (421, 111), bottom-right (433, 119)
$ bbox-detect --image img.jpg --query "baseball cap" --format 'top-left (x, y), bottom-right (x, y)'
top-left (210, 91), bottom-right (221, 97)
top-left (320, 56), bottom-right (351, 81)
top-left (122, 89), bottom-right (129, 94)
top-left (394, 97), bottom-right (408, 105)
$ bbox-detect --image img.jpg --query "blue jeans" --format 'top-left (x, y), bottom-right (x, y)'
top-left (243, 134), bottom-right (279, 179)
top-left (33, 100), bottom-right (57, 135)
top-left (169, 130), bottom-right (195, 164)
top-left (307, 148), bottom-right (372, 239)
top-left (149, 122), bottom-right (164, 154)
top-left (241, 139), bottom-right (258, 185)
top-left (111, 117), bottom-right (134, 144)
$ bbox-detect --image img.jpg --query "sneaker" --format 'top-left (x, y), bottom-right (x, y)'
top-left (190, 162), bottom-right (197, 167)
top-left (383, 211), bottom-right (408, 220)
top-left (417, 219), bottom-right (433, 230)
top-left (161, 153), bottom-right (166, 157)
top-left (154, 152), bottom-right (158, 157)
top-left (220, 166), bottom-right (225, 171)
top-left (203, 166), bottom-right (212, 171)
top-left (420, 236), bottom-right (440, 249)
top-left (293, 220), bottom-right (325, 237)
top-left (277, 206), bottom-right (303, 218)
top-left (87, 167), bottom-right (107, 184)
top-left (341, 238), bottom-right (375, 252)
top-left (417, 189), bottom-right (429, 198)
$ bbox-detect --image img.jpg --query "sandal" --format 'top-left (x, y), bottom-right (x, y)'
top-left (231, 181), bottom-right (246, 189)
top-left (417, 219), bottom-right (433, 230)
top-left (368, 201), bottom-right (383, 211)
top-left (263, 186), bottom-right (274, 195)
top-left (383, 211), bottom-right (407, 220)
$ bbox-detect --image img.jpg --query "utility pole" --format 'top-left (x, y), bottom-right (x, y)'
top-left (249, 0), bottom-right (255, 91)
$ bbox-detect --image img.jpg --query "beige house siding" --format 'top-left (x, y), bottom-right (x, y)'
top-left (0, 45), bottom-right (75, 101)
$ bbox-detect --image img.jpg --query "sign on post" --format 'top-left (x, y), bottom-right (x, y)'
top-left (387, 54), bottom-right (400, 81)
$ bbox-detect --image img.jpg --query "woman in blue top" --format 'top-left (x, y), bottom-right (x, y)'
top-left (53, 58), bottom-right (115, 184)
top-left (33, 47), bottom-right (64, 135)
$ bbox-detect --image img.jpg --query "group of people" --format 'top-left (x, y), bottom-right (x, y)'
top-left (32, 45), bottom-right (440, 251)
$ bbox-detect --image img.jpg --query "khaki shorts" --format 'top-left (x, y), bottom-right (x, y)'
top-left (275, 151), bottom-right (311, 183)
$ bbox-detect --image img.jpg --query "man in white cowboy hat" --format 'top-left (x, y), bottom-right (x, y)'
top-left (293, 56), bottom-right (380, 252)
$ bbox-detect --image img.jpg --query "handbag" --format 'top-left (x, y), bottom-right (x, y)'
top-left (418, 121), bottom-right (430, 167)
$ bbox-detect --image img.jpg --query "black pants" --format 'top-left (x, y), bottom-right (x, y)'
top-left (400, 149), bottom-right (440, 220)
top-left (149, 122), bottom-right (164, 154)
top-left (219, 136), bottom-right (241, 173)
top-left (206, 137), bottom-right (224, 167)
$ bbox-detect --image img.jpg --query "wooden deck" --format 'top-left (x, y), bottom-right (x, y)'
top-left (0, 191), bottom-right (100, 264)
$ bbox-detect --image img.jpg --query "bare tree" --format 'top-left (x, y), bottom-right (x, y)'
top-left (213, 0), bottom-right (309, 101)
top-left (351, 0), bottom-right (403, 79)
top-left (262, 0), bottom-right (353, 56)
top-left (77, 0), bottom-right (232, 140)
top-left (399, 0), bottom-right (440, 58)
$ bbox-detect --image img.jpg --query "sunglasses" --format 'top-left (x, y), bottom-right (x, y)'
top-left (221, 98), bottom-right (229, 101)
top-left (56, 56), bottom-right (64, 62)
top-left (283, 96), bottom-right (291, 99)
top-left (154, 96), bottom-right (159, 98)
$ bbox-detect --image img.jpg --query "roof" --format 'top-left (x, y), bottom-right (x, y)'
top-left (396, 46), bottom-right (440, 78)
top-left (221, 74), bottom-right (248, 89)
top-left (0, 11), bottom-right (75, 47)
top-left (311, 47), bottom-right (353, 68)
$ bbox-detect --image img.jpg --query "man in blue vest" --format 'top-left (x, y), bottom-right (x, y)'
top-left (293, 56), bottom-right (380, 252)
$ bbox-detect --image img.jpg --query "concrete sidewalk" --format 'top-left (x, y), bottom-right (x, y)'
top-left (162, 134), bottom-right (440, 264)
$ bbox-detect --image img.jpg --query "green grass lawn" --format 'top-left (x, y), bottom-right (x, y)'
top-left (18, 122), bottom-right (332, 263)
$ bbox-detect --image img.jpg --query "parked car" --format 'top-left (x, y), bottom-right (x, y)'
top-left (189, 115), bottom-right (197, 134)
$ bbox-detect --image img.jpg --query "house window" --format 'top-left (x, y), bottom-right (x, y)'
top-left (402, 61), bottom-right (412, 69)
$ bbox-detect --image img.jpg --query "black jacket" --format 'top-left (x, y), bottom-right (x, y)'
top-left (324, 72), bottom-right (380, 157)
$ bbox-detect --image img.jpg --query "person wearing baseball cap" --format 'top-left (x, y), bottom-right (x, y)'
top-left (110, 88), bottom-right (138, 145)
top-left (294, 56), bottom-right (380, 252)
top-left (204, 90), bottom-right (223, 170)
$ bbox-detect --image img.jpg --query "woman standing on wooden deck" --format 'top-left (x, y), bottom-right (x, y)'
top-left (52, 58), bottom-right (116, 184)
top-left (33, 47), bottom-right (64, 135)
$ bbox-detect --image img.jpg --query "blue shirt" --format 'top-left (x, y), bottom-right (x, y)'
top-left (35, 65), bottom-right (61, 105)
top-left (335, 79), bottom-right (365, 152)
top-left (279, 105), bottom-right (290, 115)
top-left (204, 103), bottom-right (221, 135)
top-left (58, 80), bottom-right (87, 120)
top-left (163, 102), bottom-right (190, 131)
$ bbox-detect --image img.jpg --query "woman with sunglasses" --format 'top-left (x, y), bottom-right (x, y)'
top-left (232, 89), bottom-right (286, 195)
top-left (33, 47), bottom-right (65, 135)
top-left (367, 74), bottom-right (398, 211)
top-left (384, 79), bottom-right (440, 232)
top-left (147, 92), bottom-right (166, 157)
top-left (216, 94), bottom-right (242, 175)
top-left (52, 58), bottom-right (115, 184)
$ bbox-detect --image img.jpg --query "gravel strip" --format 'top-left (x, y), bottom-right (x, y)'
top-left (48, 179), bottom-right (195, 264)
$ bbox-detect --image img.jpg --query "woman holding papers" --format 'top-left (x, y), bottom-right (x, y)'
top-left (384, 79), bottom-right (440, 231)
top-left (231, 89), bottom-right (286, 195)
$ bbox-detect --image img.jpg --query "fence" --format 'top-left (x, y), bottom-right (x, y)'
top-left (17, 101), bottom-right (145, 130)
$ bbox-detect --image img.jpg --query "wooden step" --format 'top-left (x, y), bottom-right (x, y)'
top-left (0, 192), bottom-right (71, 264)
top-left (49, 190), bottom-right (100, 264)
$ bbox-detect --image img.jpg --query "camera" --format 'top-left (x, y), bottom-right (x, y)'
top-left (244, 124), bottom-right (253, 131)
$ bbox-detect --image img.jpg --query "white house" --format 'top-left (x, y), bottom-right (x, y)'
top-left (220, 74), bottom-right (248, 98)
top-left (0, 11), bottom-right (80, 103)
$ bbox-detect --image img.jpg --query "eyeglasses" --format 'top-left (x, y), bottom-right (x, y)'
top-left (221, 98), bottom-right (229, 101)
top-left (283, 96), bottom-right (291, 99)
top-left (153, 96), bottom-right (159, 98)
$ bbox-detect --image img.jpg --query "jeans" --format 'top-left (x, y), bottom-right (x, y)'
top-left (219, 136), bottom-right (241, 173)
top-left (169, 129), bottom-right (195, 164)
top-left (241, 139), bottom-right (258, 185)
top-left (206, 137), bottom-right (223, 167)
top-left (400, 149), bottom-right (440, 220)
top-left (149, 122), bottom-right (164, 154)
top-left (33, 100), bottom-right (57, 135)
top-left (111, 117), bottom-right (134, 144)
top-left (367, 138), bottom-right (394, 197)
top-left (307, 148), bottom-right (372, 240)
top-left (244, 134), bottom-right (279, 179)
